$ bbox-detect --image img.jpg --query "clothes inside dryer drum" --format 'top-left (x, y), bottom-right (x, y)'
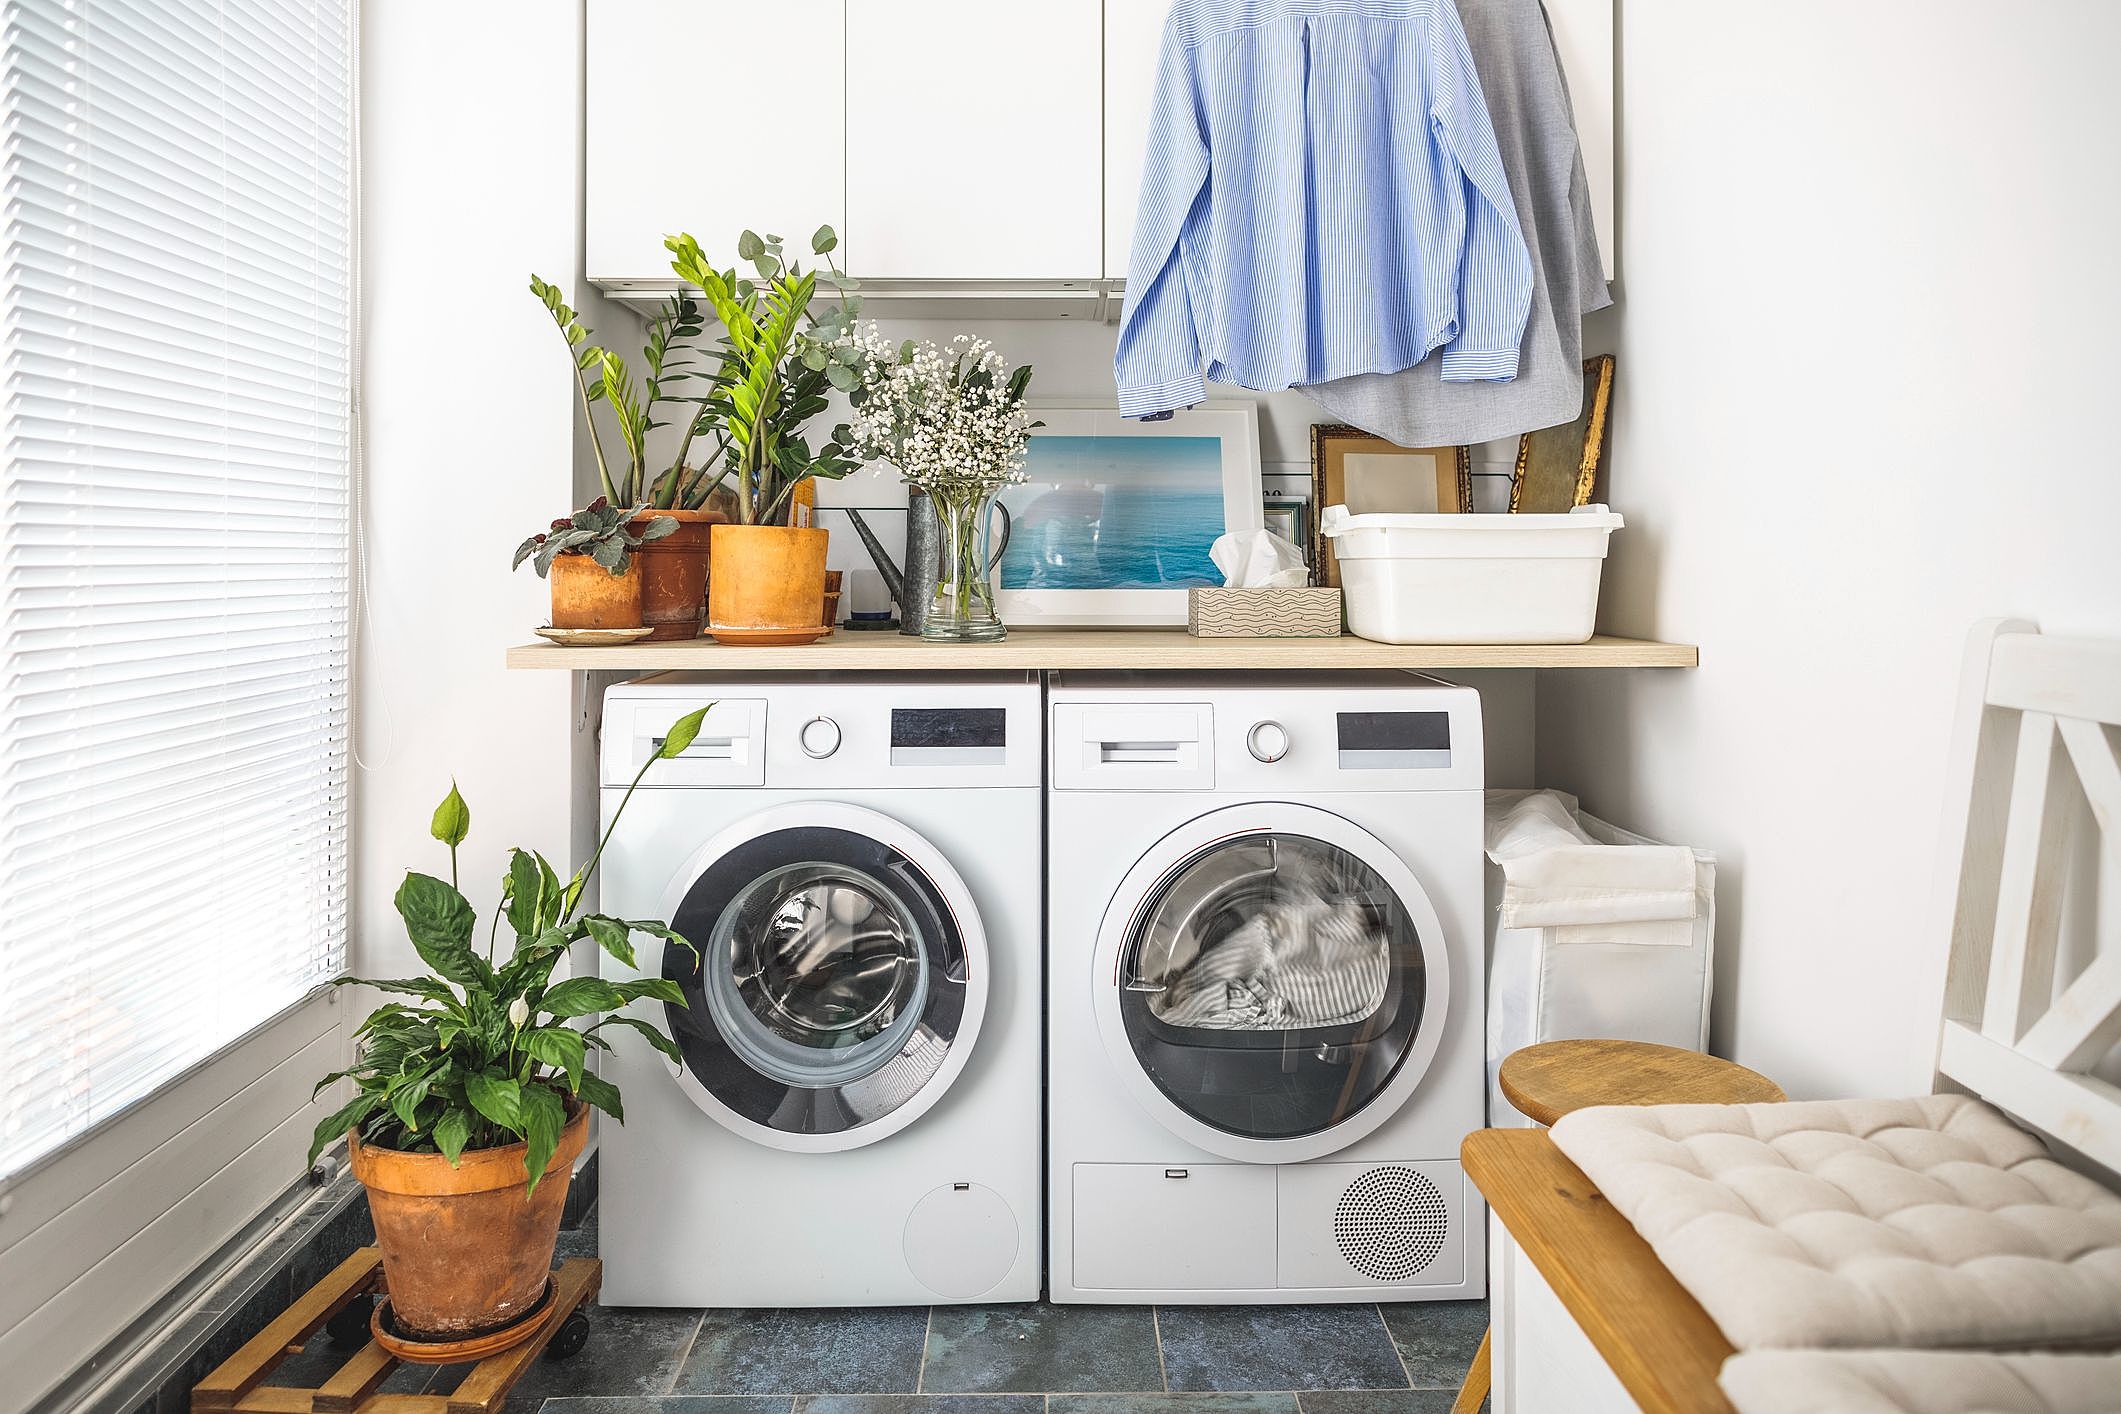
top-left (1153, 895), bottom-right (1388, 1029)
top-left (1140, 835), bottom-right (1392, 1030)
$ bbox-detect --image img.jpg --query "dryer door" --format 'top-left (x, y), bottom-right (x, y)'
top-left (1093, 802), bottom-right (1452, 1164)
top-left (657, 802), bottom-right (988, 1153)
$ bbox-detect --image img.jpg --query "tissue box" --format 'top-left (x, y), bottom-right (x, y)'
top-left (1187, 587), bottom-right (1342, 638)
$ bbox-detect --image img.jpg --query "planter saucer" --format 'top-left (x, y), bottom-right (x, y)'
top-left (371, 1274), bottom-right (559, 1364)
top-left (707, 624), bottom-right (830, 647)
top-left (534, 625), bottom-right (655, 647)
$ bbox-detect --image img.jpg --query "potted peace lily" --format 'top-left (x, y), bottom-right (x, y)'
top-left (665, 227), bottom-right (862, 642)
top-left (307, 707), bottom-right (708, 1351)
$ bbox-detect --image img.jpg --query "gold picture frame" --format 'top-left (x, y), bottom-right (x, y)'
top-left (1509, 354), bottom-right (1615, 513)
top-left (1309, 424), bottom-right (1473, 587)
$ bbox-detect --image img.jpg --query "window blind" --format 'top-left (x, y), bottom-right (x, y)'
top-left (0, 0), bottom-right (355, 1181)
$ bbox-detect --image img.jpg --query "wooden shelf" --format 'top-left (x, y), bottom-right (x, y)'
top-left (506, 629), bottom-right (1696, 673)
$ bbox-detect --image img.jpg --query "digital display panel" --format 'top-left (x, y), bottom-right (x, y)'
top-left (891, 708), bottom-right (1007, 751)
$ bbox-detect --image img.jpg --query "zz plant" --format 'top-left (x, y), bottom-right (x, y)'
top-left (308, 707), bottom-right (711, 1192)
top-left (666, 227), bottom-right (863, 526)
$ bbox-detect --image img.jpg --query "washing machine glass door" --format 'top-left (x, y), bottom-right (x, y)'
top-left (1094, 802), bottom-right (1452, 1164)
top-left (660, 802), bottom-right (988, 1153)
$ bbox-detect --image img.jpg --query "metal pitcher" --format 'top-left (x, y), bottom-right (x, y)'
top-left (845, 489), bottom-right (1012, 637)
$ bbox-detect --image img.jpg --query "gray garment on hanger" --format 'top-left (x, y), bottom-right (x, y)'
top-left (1303, 0), bottom-right (1611, 446)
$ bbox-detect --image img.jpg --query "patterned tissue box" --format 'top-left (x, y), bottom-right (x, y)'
top-left (1187, 586), bottom-right (1343, 638)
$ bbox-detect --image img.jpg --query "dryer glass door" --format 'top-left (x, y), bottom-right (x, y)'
top-left (662, 807), bottom-right (982, 1150)
top-left (1098, 803), bottom-right (1451, 1160)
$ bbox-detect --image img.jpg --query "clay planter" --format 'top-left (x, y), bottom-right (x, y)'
top-left (349, 1103), bottom-right (588, 1347)
top-left (707, 523), bottom-right (830, 634)
top-left (629, 507), bottom-right (727, 641)
top-left (548, 553), bottom-right (643, 630)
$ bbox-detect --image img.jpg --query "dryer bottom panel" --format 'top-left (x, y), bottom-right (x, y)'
top-left (1057, 1158), bottom-right (1483, 1305)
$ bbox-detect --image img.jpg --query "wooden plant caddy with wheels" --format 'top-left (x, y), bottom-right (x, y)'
top-left (191, 1247), bottom-right (599, 1414)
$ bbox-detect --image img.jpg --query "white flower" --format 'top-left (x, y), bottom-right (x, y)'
top-left (838, 326), bottom-right (1036, 498)
top-left (508, 997), bottom-right (530, 1029)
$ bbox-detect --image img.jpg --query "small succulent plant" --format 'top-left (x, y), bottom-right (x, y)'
top-left (512, 497), bottom-right (675, 578)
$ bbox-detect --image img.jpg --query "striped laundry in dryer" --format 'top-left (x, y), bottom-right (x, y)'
top-left (1153, 897), bottom-right (1389, 1030)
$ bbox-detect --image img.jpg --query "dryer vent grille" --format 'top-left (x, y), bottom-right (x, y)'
top-left (1333, 1165), bottom-right (1448, 1282)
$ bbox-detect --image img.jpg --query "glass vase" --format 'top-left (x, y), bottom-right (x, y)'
top-left (921, 485), bottom-right (1008, 643)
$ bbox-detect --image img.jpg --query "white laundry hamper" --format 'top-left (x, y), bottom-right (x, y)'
top-left (1484, 790), bottom-right (1717, 1126)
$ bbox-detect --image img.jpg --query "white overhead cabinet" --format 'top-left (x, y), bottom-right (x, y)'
top-left (1102, 0), bottom-right (1169, 279)
top-left (584, 0), bottom-right (1616, 306)
top-left (846, 0), bottom-right (1104, 281)
top-left (587, 0), bottom-right (847, 284)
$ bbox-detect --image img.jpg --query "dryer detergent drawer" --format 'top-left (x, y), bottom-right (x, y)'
top-left (1072, 1162), bottom-right (1274, 1290)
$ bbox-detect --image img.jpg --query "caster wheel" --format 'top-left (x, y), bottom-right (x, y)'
top-left (545, 1310), bottom-right (590, 1361)
top-left (326, 1295), bottom-right (374, 1349)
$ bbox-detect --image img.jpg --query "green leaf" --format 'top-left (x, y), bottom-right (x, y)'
top-left (736, 229), bottom-right (765, 261)
top-left (576, 1068), bottom-right (624, 1123)
top-left (658, 706), bottom-right (712, 759)
top-left (307, 1092), bottom-right (380, 1166)
top-left (616, 976), bottom-right (685, 1006)
top-left (430, 781), bottom-right (470, 849)
top-left (346, 976), bottom-right (460, 1006)
top-left (465, 1070), bottom-right (523, 1133)
top-left (585, 916), bottom-right (637, 969)
top-left (389, 1073), bottom-right (433, 1133)
top-left (504, 848), bottom-right (543, 940)
top-left (394, 873), bottom-right (485, 987)
top-left (432, 1108), bottom-right (471, 1166)
top-left (811, 224), bottom-right (838, 255)
top-left (518, 1084), bottom-right (569, 1196)
top-left (596, 1013), bottom-right (683, 1063)
top-left (521, 1026), bottom-right (587, 1090)
top-left (538, 977), bottom-right (624, 1019)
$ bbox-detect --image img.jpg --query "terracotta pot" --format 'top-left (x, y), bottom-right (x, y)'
top-left (707, 523), bottom-right (830, 633)
top-left (629, 507), bottom-right (727, 641)
top-left (350, 1103), bottom-right (589, 1345)
top-left (549, 553), bottom-right (643, 630)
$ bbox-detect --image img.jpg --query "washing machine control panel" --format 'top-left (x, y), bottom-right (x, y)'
top-left (798, 716), bottom-right (842, 759)
top-left (1246, 720), bottom-right (1290, 763)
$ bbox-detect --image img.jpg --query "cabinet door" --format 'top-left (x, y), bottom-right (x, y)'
top-left (846, 1), bottom-right (1103, 280)
top-left (588, 0), bottom-right (847, 281)
top-left (1547, 0), bottom-right (1615, 282)
top-left (1103, 0), bottom-right (1170, 280)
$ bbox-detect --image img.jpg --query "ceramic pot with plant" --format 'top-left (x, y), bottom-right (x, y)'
top-left (529, 280), bottom-right (727, 639)
top-left (514, 497), bottom-right (674, 631)
top-left (665, 228), bottom-right (864, 641)
top-left (843, 330), bottom-right (1037, 642)
top-left (308, 708), bottom-right (710, 1352)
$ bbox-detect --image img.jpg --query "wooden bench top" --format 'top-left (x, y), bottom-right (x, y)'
top-left (1498, 1039), bottom-right (1786, 1127)
top-left (1464, 1127), bottom-right (1737, 1414)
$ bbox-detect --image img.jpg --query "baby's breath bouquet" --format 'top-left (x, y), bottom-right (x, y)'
top-left (843, 328), bottom-right (1037, 641)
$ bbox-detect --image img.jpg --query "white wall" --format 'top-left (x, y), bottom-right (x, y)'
top-left (1537, 0), bottom-right (2121, 1099)
top-left (357, 0), bottom-right (604, 976)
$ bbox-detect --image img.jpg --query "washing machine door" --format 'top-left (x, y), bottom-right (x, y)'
top-left (656, 802), bottom-right (988, 1153)
top-left (1093, 801), bottom-right (1451, 1164)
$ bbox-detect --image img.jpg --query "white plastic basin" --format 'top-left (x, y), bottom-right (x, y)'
top-left (1321, 504), bottom-right (1625, 645)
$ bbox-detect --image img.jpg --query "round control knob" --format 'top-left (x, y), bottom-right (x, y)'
top-left (799, 716), bottom-right (842, 759)
top-left (1247, 720), bottom-right (1290, 764)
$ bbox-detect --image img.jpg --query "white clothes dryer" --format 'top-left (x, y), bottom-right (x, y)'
top-left (1047, 672), bottom-right (1487, 1304)
top-left (596, 673), bottom-right (1041, 1307)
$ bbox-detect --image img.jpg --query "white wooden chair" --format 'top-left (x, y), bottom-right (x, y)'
top-left (1466, 619), bottom-right (2121, 1413)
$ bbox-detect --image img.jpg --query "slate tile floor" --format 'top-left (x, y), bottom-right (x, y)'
top-left (298, 1207), bottom-right (1485, 1414)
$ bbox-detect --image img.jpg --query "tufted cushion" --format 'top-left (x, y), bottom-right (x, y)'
top-left (1548, 1095), bottom-right (2121, 1351)
top-left (1719, 1349), bottom-right (2121, 1414)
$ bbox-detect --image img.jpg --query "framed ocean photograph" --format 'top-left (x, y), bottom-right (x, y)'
top-left (994, 402), bottom-right (1264, 626)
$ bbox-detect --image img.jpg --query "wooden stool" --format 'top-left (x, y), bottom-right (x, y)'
top-left (1451, 1040), bottom-right (1786, 1414)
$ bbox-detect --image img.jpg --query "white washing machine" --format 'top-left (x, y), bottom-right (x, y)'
top-left (596, 673), bottom-right (1042, 1308)
top-left (1047, 672), bottom-right (1487, 1304)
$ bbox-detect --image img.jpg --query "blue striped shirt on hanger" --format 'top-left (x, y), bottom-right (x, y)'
top-left (1116, 0), bottom-right (1535, 418)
